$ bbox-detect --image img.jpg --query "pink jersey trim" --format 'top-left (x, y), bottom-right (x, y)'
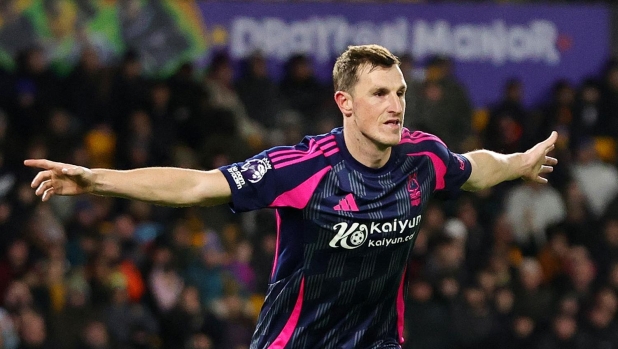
top-left (272, 141), bottom-right (337, 166)
top-left (321, 141), bottom-right (337, 151)
top-left (270, 139), bottom-right (319, 160)
top-left (268, 277), bottom-right (306, 349)
top-left (401, 129), bottom-right (446, 147)
top-left (270, 135), bottom-right (336, 160)
top-left (271, 137), bottom-right (337, 169)
top-left (316, 134), bottom-right (335, 144)
top-left (397, 268), bottom-right (406, 344)
top-left (271, 210), bottom-right (282, 279)
top-left (323, 148), bottom-right (340, 157)
top-left (271, 152), bottom-right (314, 163)
top-left (274, 150), bottom-right (326, 169)
top-left (407, 151), bottom-right (447, 190)
top-left (270, 166), bottom-right (332, 209)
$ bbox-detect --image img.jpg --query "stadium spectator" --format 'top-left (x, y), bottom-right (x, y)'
top-left (63, 47), bottom-right (108, 131)
top-left (570, 138), bottom-right (618, 218)
top-left (279, 54), bottom-right (329, 123)
top-left (410, 56), bottom-right (473, 152)
top-left (236, 52), bottom-right (284, 131)
top-left (504, 180), bottom-right (566, 255)
top-left (485, 78), bottom-right (529, 153)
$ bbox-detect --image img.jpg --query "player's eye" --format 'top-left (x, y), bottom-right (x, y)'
top-left (373, 89), bottom-right (388, 97)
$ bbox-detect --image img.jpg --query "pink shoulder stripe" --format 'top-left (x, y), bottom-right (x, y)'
top-left (409, 130), bottom-right (422, 137)
top-left (403, 128), bottom-right (425, 139)
top-left (271, 152), bottom-right (313, 163)
top-left (270, 139), bottom-right (319, 159)
top-left (270, 166), bottom-right (331, 208)
top-left (274, 150), bottom-right (324, 169)
top-left (407, 151), bottom-right (446, 190)
top-left (268, 277), bottom-right (306, 349)
top-left (316, 134), bottom-right (335, 144)
top-left (319, 140), bottom-right (337, 151)
top-left (269, 135), bottom-right (335, 159)
top-left (272, 140), bottom-right (337, 166)
top-left (324, 148), bottom-right (340, 157)
top-left (400, 131), bottom-right (446, 147)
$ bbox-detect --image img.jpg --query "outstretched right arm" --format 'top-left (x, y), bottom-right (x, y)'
top-left (24, 159), bottom-right (232, 207)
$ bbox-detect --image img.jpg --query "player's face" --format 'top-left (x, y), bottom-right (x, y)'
top-left (350, 64), bottom-right (406, 149)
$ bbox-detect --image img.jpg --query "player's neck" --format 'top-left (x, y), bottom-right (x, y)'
top-left (343, 128), bottom-right (392, 169)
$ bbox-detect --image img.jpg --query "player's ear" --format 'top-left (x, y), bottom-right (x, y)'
top-left (334, 91), bottom-right (353, 117)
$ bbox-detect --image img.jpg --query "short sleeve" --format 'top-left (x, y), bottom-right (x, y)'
top-left (400, 129), bottom-right (472, 198)
top-left (219, 151), bottom-right (278, 212)
top-left (427, 142), bottom-right (472, 200)
top-left (442, 151), bottom-right (473, 192)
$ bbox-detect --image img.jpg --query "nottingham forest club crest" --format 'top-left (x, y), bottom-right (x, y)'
top-left (407, 173), bottom-right (421, 207)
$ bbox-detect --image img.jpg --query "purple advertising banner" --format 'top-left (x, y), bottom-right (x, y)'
top-left (198, 3), bottom-right (610, 109)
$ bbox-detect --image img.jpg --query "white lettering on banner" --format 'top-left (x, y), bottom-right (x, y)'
top-left (412, 19), bottom-right (560, 65)
top-left (229, 17), bottom-right (408, 62)
top-left (228, 17), bottom-right (561, 66)
top-left (329, 216), bottom-right (422, 250)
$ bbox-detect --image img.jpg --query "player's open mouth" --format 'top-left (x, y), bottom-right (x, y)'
top-left (384, 120), bottom-right (401, 126)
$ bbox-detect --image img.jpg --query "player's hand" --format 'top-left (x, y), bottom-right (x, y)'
top-left (520, 131), bottom-right (559, 184)
top-left (23, 159), bottom-right (96, 201)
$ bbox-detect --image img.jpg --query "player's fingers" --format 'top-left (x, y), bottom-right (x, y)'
top-left (545, 156), bottom-right (558, 166)
top-left (31, 170), bottom-right (52, 188)
top-left (35, 180), bottom-right (53, 196)
top-left (539, 165), bottom-right (553, 174)
top-left (536, 176), bottom-right (548, 184)
top-left (545, 144), bottom-right (555, 154)
top-left (24, 159), bottom-right (60, 170)
top-left (543, 131), bottom-right (558, 146)
top-left (42, 187), bottom-right (55, 202)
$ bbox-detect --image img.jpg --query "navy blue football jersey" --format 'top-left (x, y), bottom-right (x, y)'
top-left (219, 127), bottom-right (471, 349)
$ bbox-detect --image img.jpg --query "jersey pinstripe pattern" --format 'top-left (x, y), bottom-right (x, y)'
top-left (219, 127), bottom-right (471, 349)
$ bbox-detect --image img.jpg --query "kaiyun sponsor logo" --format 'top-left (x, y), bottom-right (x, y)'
top-left (329, 216), bottom-right (422, 250)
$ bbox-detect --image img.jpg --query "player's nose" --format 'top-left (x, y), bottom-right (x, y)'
top-left (388, 92), bottom-right (404, 115)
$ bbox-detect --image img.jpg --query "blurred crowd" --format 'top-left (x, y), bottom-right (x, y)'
top-left (233, 0), bottom-right (616, 3)
top-left (0, 43), bottom-right (618, 349)
top-left (220, 1), bottom-right (615, 3)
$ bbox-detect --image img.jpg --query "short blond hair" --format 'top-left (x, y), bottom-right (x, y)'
top-left (333, 45), bottom-right (400, 93)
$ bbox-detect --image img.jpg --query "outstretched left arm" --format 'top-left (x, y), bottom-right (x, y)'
top-left (461, 131), bottom-right (558, 191)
